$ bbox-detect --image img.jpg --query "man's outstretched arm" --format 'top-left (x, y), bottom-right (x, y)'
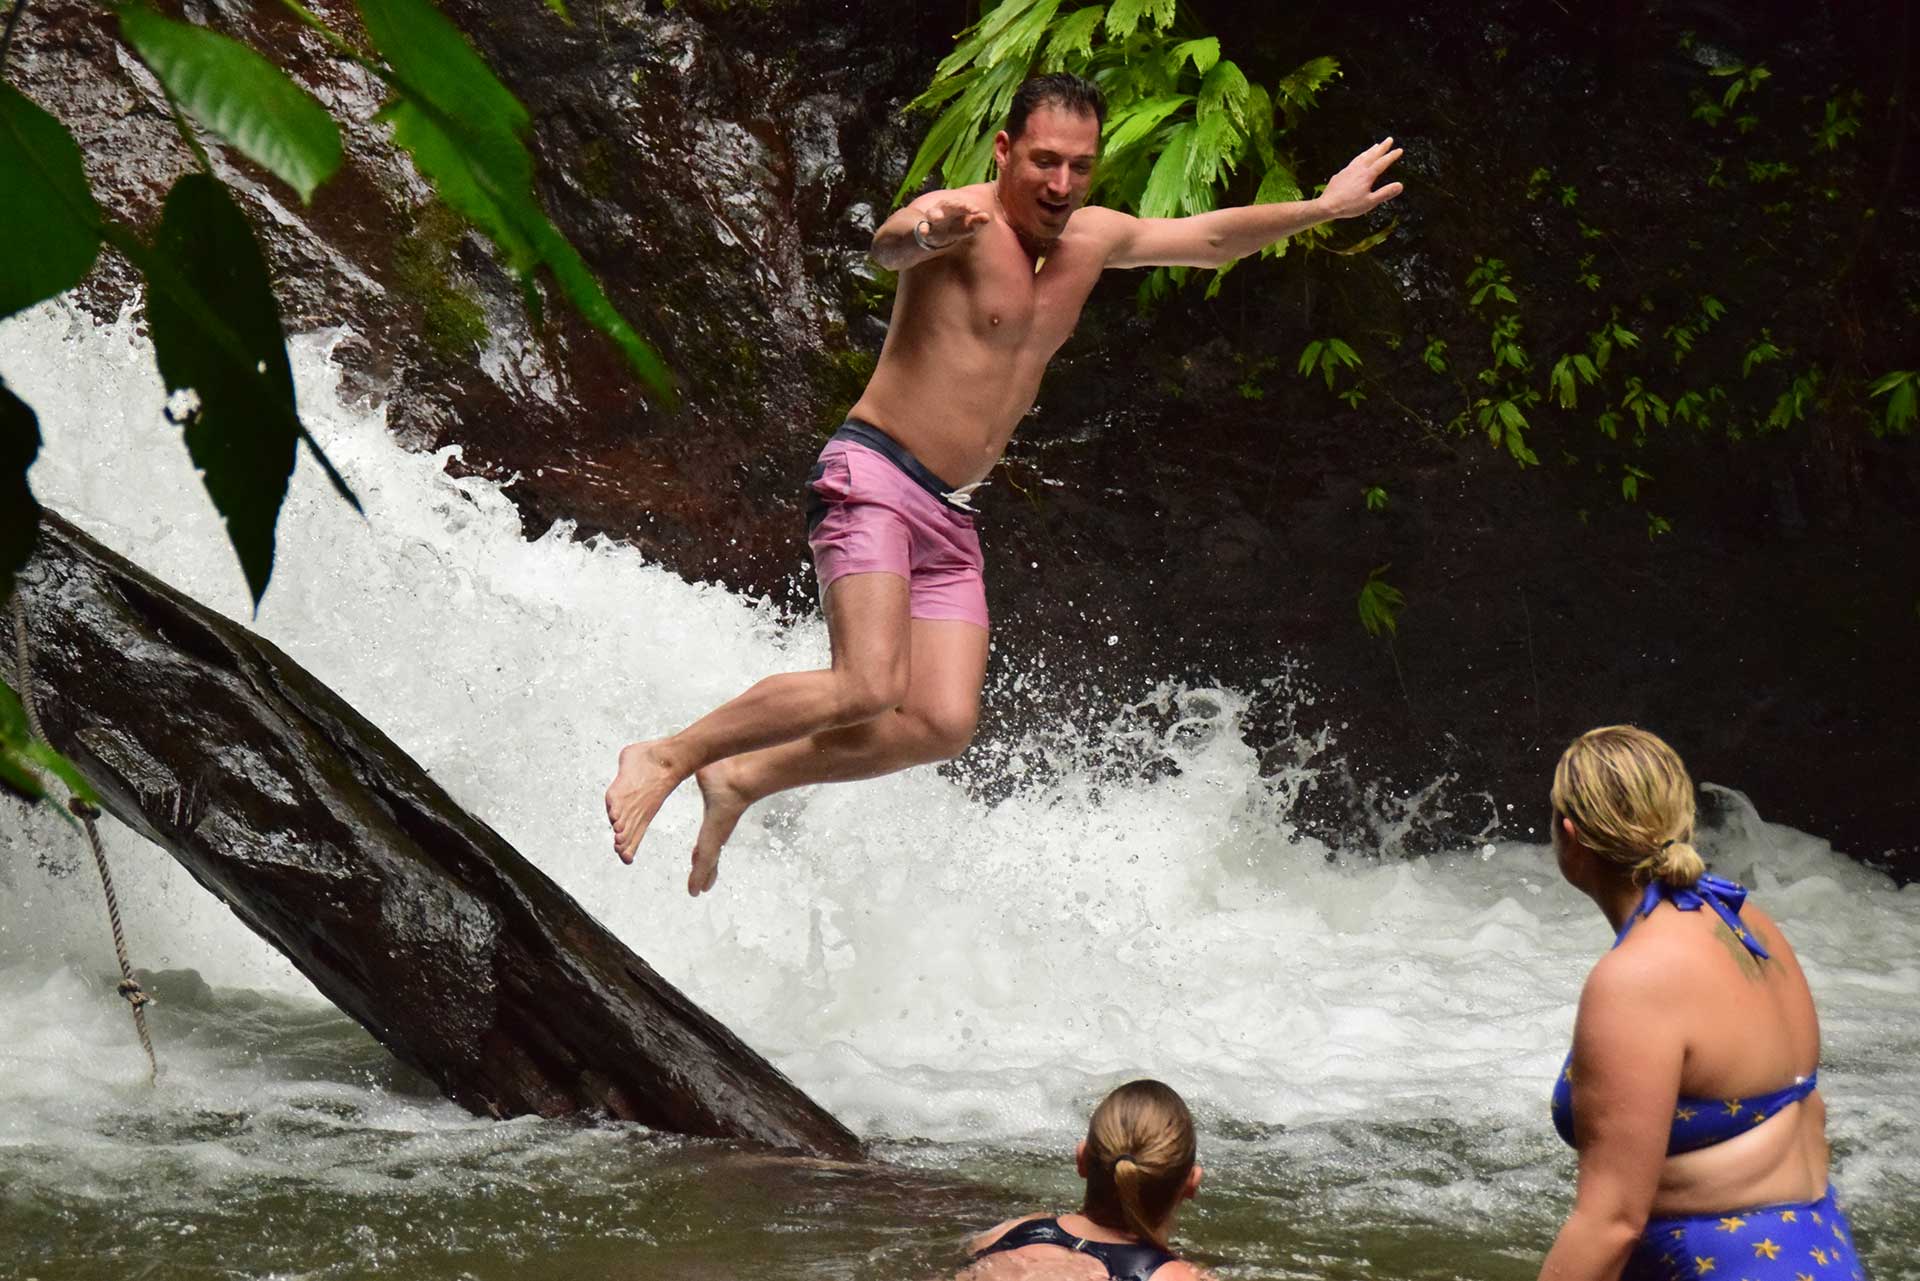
top-left (1097, 138), bottom-right (1405, 270)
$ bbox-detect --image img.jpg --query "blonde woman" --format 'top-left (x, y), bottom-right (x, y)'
top-left (1541, 726), bottom-right (1868, 1280)
top-left (961, 1079), bottom-right (1207, 1281)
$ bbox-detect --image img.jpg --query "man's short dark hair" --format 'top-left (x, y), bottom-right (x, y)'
top-left (1005, 72), bottom-right (1106, 142)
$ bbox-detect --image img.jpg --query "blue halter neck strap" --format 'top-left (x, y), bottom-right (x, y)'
top-left (1616, 873), bottom-right (1771, 960)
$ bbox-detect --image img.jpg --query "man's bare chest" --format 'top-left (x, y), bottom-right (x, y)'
top-left (963, 253), bottom-right (1099, 355)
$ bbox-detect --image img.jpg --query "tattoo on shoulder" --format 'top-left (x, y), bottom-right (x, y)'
top-left (1716, 920), bottom-right (1766, 980)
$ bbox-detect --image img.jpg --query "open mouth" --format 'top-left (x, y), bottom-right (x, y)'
top-left (1037, 199), bottom-right (1071, 220)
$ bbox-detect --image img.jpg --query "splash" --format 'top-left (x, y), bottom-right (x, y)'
top-left (2, 302), bottom-right (1915, 1193)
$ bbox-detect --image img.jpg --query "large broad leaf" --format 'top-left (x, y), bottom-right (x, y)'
top-left (1188, 106), bottom-right (1241, 191)
top-left (378, 99), bottom-right (535, 274)
top-left (146, 174), bottom-right (302, 608)
top-left (118, 6), bottom-right (344, 204)
top-left (0, 379), bottom-right (42, 607)
top-left (356, 0), bottom-right (674, 403)
top-left (355, 0), bottom-right (527, 139)
top-left (0, 84), bottom-right (102, 321)
top-left (1138, 121), bottom-right (1195, 218)
top-left (1198, 59), bottom-right (1251, 129)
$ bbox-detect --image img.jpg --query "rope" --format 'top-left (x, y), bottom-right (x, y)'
top-left (9, 591), bottom-right (158, 1086)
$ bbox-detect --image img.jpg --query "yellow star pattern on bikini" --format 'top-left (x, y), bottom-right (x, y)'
top-left (1750, 1110), bottom-right (1767, 1124)
top-left (1797, 1273), bottom-right (1815, 1281)
top-left (1716, 1216), bottom-right (1747, 1233)
top-left (1781, 1210), bottom-right (1798, 1224)
top-left (1676, 1106), bottom-right (1698, 1121)
top-left (1753, 1239), bottom-right (1782, 1260)
top-left (1811, 1211), bottom-right (1823, 1225)
top-left (1811, 1247), bottom-right (1830, 1265)
top-left (1694, 1256), bottom-right (1715, 1275)
top-left (1724, 1099), bottom-right (1744, 1116)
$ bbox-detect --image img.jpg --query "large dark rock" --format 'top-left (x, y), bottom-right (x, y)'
top-left (10, 0), bottom-right (1916, 871)
top-left (3, 512), bottom-right (861, 1159)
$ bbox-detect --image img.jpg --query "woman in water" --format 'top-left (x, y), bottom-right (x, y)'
top-left (960, 1079), bottom-right (1208, 1281)
top-left (1540, 725), bottom-right (1868, 1280)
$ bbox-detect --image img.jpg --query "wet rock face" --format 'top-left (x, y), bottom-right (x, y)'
top-left (16, 0), bottom-right (1918, 871)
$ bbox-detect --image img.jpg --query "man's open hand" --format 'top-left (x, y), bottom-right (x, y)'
top-left (917, 194), bottom-right (992, 249)
top-left (1320, 138), bottom-right (1405, 221)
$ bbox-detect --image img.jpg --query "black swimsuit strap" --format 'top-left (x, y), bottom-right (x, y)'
top-left (971, 1217), bottom-right (1176, 1281)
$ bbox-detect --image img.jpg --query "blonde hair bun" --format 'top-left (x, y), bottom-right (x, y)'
top-left (1653, 838), bottom-right (1707, 886)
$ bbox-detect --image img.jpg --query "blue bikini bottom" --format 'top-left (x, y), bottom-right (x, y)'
top-left (1625, 1184), bottom-right (1868, 1280)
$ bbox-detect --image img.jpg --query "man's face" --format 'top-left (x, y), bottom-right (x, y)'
top-left (993, 104), bottom-right (1100, 243)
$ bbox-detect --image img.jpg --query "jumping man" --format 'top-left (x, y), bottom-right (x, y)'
top-left (607, 73), bottom-right (1404, 894)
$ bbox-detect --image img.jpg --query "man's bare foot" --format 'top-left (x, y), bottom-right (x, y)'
top-left (688, 761), bottom-right (754, 896)
top-left (605, 740), bottom-right (685, 864)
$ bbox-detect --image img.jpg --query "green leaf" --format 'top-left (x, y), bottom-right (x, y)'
top-left (146, 174), bottom-right (302, 608)
top-left (1042, 5), bottom-right (1105, 68)
top-left (382, 99), bottom-right (535, 271)
top-left (1358, 565), bottom-right (1404, 638)
top-left (0, 747), bottom-right (48, 803)
top-left (1104, 0), bottom-right (1155, 41)
top-left (0, 378), bottom-right (42, 605)
top-left (541, 0), bottom-right (571, 22)
top-left (1187, 106), bottom-right (1241, 191)
top-left (0, 678), bottom-right (49, 803)
top-left (1169, 36), bottom-right (1219, 77)
top-left (1102, 94), bottom-right (1192, 157)
top-left (897, 75), bottom-right (988, 200)
top-left (1297, 340), bottom-right (1323, 378)
top-left (0, 678), bottom-right (100, 806)
top-left (1274, 55), bottom-right (1341, 116)
top-left (1198, 59), bottom-right (1251, 129)
top-left (117, 6), bottom-right (344, 204)
top-left (983, 0), bottom-right (1061, 66)
top-left (1244, 82), bottom-right (1276, 169)
top-left (1139, 121), bottom-right (1195, 218)
top-left (1253, 159), bottom-right (1302, 205)
top-left (0, 83), bottom-right (103, 321)
top-left (355, 0), bottom-right (527, 141)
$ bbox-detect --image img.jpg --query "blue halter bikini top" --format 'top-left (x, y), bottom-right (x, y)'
top-left (1550, 875), bottom-right (1819, 1154)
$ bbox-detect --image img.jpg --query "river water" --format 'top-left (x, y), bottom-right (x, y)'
top-left (2, 303), bottom-right (1915, 1279)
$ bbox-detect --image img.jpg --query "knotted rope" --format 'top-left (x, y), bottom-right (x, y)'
top-left (9, 591), bottom-right (158, 1085)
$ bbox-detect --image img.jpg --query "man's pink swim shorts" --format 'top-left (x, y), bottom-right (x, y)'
top-left (805, 419), bottom-right (988, 630)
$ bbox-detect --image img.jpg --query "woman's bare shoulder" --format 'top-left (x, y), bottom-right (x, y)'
top-left (1153, 1260), bottom-right (1212, 1281)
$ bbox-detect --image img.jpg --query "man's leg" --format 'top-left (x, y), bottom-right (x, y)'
top-left (604, 571), bottom-right (911, 863)
top-left (684, 616), bottom-right (989, 895)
